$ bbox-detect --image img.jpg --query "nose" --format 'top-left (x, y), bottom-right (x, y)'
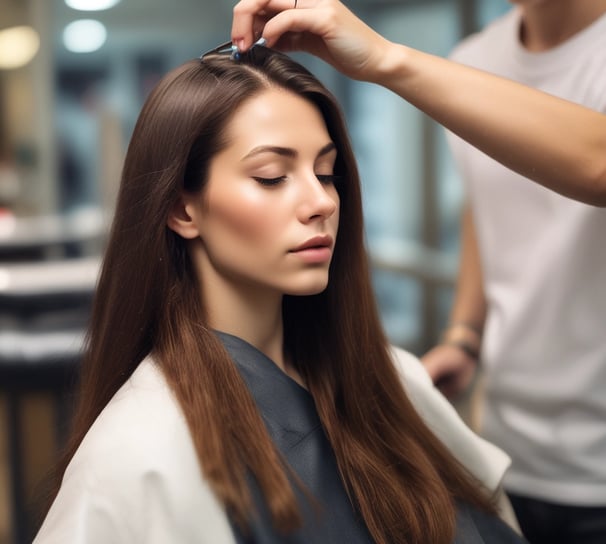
top-left (297, 174), bottom-right (339, 223)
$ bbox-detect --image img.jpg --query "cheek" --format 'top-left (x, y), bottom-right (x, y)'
top-left (205, 185), bottom-right (283, 243)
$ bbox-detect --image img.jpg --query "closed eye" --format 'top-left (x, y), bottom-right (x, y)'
top-left (253, 176), bottom-right (287, 186)
top-left (317, 174), bottom-right (343, 185)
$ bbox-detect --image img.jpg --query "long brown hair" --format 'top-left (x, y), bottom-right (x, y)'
top-left (48, 50), bottom-right (495, 543)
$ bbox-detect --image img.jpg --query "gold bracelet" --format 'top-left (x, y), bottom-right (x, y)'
top-left (445, 321), bottom-right (483, 338)
top-left (443, 339), bottom-right (480, 361)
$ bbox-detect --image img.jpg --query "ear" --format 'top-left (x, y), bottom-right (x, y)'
top-left (167, 196), bottom-right (201, 239)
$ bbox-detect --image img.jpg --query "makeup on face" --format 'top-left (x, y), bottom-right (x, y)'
top-left (183, 88), bottom-right (340, 306)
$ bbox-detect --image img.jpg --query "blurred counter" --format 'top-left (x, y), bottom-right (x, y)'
top-left (0, 207), bottom-right (107, 260)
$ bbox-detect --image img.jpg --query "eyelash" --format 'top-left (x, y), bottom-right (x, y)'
top-left (253, 176), bottom-right (287, 186)
top-left (253, 175), bottom-right (342, 186)
top-left (317, 174), bottom-right (342, 185)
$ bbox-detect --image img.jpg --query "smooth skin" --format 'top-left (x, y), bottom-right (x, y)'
top-left (169, 87), bottom-right (339, 383)
top-left (231, 0), bottom-right (606, 206)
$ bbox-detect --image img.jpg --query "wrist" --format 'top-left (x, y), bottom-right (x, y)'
top-left (371, 42), bottom-right (413, 87)
top-left (444, 321), bottom-right (483, 339)
top-left (441, 321), bottom-right (483, 361)
top-left (442, 339), bottom-right (480, 361)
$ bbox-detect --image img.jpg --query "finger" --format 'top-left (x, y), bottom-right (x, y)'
top-left (252, 17), bottom-right (267, 41)
top-left (232, 0), bottom-right (301, 50)
top-left (272, 28), bottom-right (329, 61)
top-left (422, 358), bottom-right (442, 383)
top-left (436, 370), bottom-right (468, 397)
top-left (260, 8), bottom-right (333, 57)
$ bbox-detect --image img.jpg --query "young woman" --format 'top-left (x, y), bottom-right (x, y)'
top-left (35, 40), bottom-right (525, 544)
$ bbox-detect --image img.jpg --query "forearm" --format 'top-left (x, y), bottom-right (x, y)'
top-left (442, 207), bottom-right (486, 356)
top-left (232, 1), bottom-right (606, 204)
top-left (374, 44), bottom-right (606, 206)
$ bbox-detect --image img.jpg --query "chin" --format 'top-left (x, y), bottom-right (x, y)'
top-left (285, 280), bottom-right (329, 297)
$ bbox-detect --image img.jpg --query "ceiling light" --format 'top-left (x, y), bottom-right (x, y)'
top-left (0, 26), bottom-right (40, 70)
top-left (65, 0), bottom-right (122, 10)
top-left (63, 19), bottom-right (107, 53)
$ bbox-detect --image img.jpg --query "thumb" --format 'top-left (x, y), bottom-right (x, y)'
top-left (420, 350), bottom-right (443, 382)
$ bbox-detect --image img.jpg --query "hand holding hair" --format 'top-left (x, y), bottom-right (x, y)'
top-left (231, 0), bottom-right (394, 82)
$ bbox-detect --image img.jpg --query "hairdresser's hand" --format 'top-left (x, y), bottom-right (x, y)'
top-left (231, 0), bottom-right (396, 82)
top-left (421, 344), bottom-right (478, 399)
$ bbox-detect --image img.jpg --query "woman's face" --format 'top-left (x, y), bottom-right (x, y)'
top-left (182, 88), bottom-right (340, 300)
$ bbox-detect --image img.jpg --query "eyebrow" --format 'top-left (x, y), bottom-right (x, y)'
top-left (241, 142), bottom-right (336, 161)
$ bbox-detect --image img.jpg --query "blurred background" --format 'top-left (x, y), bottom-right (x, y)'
top-left (0, 0), bottom-right (509, 542)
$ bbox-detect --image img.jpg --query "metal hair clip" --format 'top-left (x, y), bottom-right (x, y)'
top-left (200, 37), bottom-right (267, 61)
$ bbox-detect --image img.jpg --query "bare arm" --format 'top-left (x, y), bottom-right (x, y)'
top-left (422, 207), bottom-right (486, 397)
top-left (232, 0), bottom-right (606, 205)
top-left (375, 45), bottom-right (606, 206)
top-left (448, 207), bottom-right (486, 334)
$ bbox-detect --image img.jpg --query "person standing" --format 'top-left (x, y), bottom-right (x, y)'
top-left (422, 1), bottom-right (606, 542)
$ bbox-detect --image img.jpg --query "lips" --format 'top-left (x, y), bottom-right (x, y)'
top-left (289, 234), bottom-right (333, 253)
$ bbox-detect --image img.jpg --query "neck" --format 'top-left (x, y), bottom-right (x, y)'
top-left (517, 0), bottom-right (606, 51)
top-left (207, 284), bottom-right (286, 367)
top-left (190, 242), bottom-right (306, 385)
top-left (206, 286), bottom-right (307, 387)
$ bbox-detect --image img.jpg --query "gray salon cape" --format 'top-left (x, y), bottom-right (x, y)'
top-left (34, 333), bottom-right (525, 543)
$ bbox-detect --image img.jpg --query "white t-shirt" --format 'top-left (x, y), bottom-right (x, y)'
top-left (34, 348), bottom-right (510, 543)
top-left (448, 7), bottom-right (606, 505)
